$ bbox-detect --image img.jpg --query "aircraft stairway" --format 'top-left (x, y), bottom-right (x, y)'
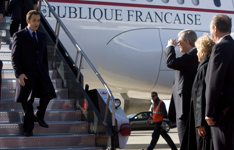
top-left (0, 9), bottom-right (113, 150)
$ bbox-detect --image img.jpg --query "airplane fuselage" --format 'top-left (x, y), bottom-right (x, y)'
top-left (41, 0), bottom-right (234, 112)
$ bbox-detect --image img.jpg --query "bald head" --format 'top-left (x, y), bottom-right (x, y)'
top-left (211, 14), bottom-right (232, 33)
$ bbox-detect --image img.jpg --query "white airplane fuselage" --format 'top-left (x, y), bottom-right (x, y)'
top-left (41, 0), bottom-right (234, 112)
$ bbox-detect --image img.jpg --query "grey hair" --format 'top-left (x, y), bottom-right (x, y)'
top-left (178, 29), bottom-right (197, 47)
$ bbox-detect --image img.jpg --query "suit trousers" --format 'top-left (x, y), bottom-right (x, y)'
top-left (10, 4), bottom-right (29, 36)
top-left (176, 116), bottom-right (188, 148)
top-left (210, 108), bottom-right (234, 150)
top-left (21, 74), bottom-right (53, 132)
top-left (147, 122), bottom-right (177, 150)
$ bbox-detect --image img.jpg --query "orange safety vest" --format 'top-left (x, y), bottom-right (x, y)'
top-left (152, 100), bottom-right (164, 122)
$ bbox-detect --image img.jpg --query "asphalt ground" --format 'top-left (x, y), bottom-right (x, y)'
top-left (117, 128), bottom-right (180, 150)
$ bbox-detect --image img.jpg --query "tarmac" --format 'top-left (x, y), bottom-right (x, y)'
top-left (117, 128), bottom-right (180, 150)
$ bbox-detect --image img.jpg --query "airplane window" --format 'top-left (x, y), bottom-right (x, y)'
top-left (146, 0), bottom-right (153, 2)
top-left (162, 0), bottom-right (169, 3)
top-left (177, 0), bottom-right (184, 4)
top-left (192, 0), bottom-right (199, 5)
top-left (214, 0), bottom-right (221, 7)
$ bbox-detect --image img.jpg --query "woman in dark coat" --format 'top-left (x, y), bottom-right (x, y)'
top-left (188, 33), bottom-right (215, 150)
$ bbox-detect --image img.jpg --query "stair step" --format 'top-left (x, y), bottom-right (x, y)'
top-left (4, 146), bottom-right (104, 150)
top-left (0, 51), bottom-right (62, 61)
top-left (1, 88), bottom-right (68, 99)
top-left (0, 99), bottom-right (78, 111)
top-left (0, 110), bottom-right (81, 123)
top-left (2, 60), bottom-right (12, 69)
top-left (0, 121), bottom-right (88, 135)
top-left (2, 78), bottom-right (63, 89)
top-left (0, 134), bottom-right (96, 148)
top-left (1, 69), bottom-right (58, 79)
top-left (0, 51), bottom-right (11, 60)
top-left (2, 60), bottom-right (62, 70)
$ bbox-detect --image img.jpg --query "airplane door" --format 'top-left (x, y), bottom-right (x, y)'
top-left (102, 29), bottom-right (163, 91)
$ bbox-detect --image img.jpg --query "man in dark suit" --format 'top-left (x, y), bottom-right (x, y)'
top-left (0, 0), bottom-right (4, 21)
top-left (164, 29), bottom-right (199, 148)
top-left (205, 14), bottom-right (234, 150)
top-left (11, 10), bottom-right (56, 137)
top-left (5, 0), bottom-right (37, 36)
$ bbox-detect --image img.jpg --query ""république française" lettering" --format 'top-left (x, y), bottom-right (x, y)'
top-left (42, 5), bottom-right (201, 25)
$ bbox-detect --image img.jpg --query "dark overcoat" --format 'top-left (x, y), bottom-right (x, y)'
top-left (11, 27), bottom-right (56, 103)
top-left (0, 60), bottom-right (2, 100)
top-left (205, 35), bottom-right (234, 150)
top-left (164, 46), bottom-right (199, 119)
top-left (205, 35), bottom-right (234, 121)
top-left (187, 55), bottom-right (212, 150)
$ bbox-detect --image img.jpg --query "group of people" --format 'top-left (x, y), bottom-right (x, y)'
top-left (147, 14), bottom-right (234, 150)
top-left (0, 1), bottom-right (234, 149)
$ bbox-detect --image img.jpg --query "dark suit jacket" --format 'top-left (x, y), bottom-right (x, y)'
top-left (164, 46), bottom-right (199, 119)
top-left (205, 35), bottom-right (234, 120)
top-left (11, 27), bottom-right (56, 103)
top-left (0, 0), bottom-right (5, 14)
top-left (7, 0), bottom-right (37, 12)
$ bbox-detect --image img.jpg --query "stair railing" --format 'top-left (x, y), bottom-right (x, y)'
top-left (38, 0), bottom-right (116, 147)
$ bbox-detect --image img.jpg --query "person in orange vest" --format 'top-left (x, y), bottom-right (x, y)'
top-left (146, 92), bottom-right (177, 150)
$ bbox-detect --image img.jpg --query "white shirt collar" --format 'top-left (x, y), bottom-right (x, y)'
top-left (217, 34), bottom-right (230, 43)
top-left (188, 47), bottom-right (196, 52)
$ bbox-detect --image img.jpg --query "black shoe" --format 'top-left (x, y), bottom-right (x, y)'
top-left (33, 115), bottom-right (39, 122)
top-left (24, 131), bottom-right (33, 137)
top-left (38, 119), bottom-right (49, 128)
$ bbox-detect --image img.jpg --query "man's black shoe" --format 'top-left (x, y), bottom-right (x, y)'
top-left (38, 119), bottom-right (49, 128)
top-left (33, 115), bottom-right (39, 122)
top-left (24, 131), bottom-right (33, 137)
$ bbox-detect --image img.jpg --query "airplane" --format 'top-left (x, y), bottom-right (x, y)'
top-left (40, 0), bottom-right (234, 114)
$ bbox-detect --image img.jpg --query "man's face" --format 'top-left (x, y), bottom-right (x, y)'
top-left (178, 37), bottom-right (188, 53)
top-left (151, 94), bottom-right (157, 101)
top-left (27, 14), bottom-right (40, 31)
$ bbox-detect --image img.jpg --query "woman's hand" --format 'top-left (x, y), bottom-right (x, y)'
top-left (198, 126), bottom-right (206, 137)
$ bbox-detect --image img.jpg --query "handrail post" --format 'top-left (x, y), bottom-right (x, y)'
top-left (77, 54), bottom-right (83, 82)
top-left (54, 21), bottom-right (60, 52)
top-left (104, 94), bottom-right (110, 124)
top-left (74, 51), bottom-right (79, 66)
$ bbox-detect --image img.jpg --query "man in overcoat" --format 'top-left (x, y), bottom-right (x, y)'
top-left (205, 14), bottom-right (234, 150)
top-left (164, 29), bottom-right (199, 148)
top-left (11, 10), bottom-right (56, 137)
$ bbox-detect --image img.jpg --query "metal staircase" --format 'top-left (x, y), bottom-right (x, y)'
top-left (0, 7), bottom-right (113, 150)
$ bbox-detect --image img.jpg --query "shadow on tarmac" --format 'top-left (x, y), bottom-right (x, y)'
top-left (117, 143), bottom-right (180, 149)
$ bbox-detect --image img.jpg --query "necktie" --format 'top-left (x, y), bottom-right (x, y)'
top-left (32, 32), bottom-right (38, 46)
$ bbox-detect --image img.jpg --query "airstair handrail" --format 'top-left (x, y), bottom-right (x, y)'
top-left (39, 0), bottom-right (116, 136)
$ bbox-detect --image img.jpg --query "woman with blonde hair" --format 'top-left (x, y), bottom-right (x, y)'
top-left (187, 33), bottom-right (215, 150)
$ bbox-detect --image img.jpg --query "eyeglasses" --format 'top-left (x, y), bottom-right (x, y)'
top-left (151, 95), bottom-right (156, 97)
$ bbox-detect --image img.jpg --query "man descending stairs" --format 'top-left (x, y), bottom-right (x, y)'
top-left (0, 16), bottom-right (109, 149)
